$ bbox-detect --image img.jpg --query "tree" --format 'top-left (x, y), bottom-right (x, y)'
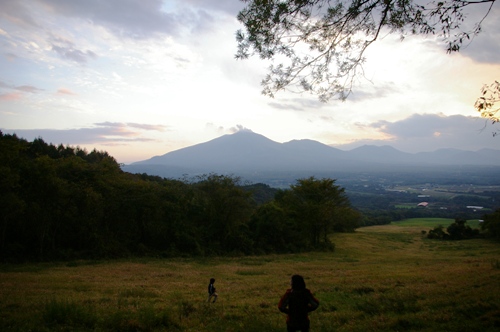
top-left (192, 174), bottom-right (255, 254)
top-left (446, 218), bottom-right (478, 239)
top-left (427, 218), bottom-right (479, 240)
top-left (236, 0), bottom-right (497, 102)
top-left (481, 208), bottom-right (500, 239)
top-left (275, 177), bottom-right (360, 249)
top-left (475, 80), bottom-right (500, 130)
top-left (250, 201), bottom-right (300, 253)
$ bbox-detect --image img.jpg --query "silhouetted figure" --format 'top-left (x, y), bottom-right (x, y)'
top-left (207, 278), bottom-right (218, 303)
top-left (278, 275), bottom-right (319, 332)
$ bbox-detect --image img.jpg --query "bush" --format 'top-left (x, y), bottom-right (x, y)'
top-left (427, 218), bottom-right (480, 240)
top-left (427, 225), bottom-right (448, 240)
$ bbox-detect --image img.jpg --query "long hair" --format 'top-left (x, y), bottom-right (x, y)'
top-left (291, 274), bottom-right (306, 290)
top-left (210, 278), bottom-right (215, 284)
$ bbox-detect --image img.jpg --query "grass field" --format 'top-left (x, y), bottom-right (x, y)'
top-left (391, 217), bottom-right (483, 229)
top-left (1, 218), bottom-right (499, 331)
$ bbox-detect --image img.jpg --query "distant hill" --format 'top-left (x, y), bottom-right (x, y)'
top-left (122, 130), bottom-right (500, 180)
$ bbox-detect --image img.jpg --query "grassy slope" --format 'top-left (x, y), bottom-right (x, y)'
top-left (1, 219), bottom-right (499, 331)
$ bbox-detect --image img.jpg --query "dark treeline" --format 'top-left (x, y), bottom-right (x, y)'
top-left (0, 132), bottom-right (361, 262)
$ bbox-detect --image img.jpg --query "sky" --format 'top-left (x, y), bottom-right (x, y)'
top-left (0, 0), bottom-right (499, 164)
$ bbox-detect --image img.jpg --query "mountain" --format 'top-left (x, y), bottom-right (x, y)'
top-left (138, 131), bottom-right (284, 171)
top-left (414, 148), bottom-right (500, 165)
top-left (133, 131), bottom-right (353, 173)
top-left (347, 145), bottom-right (414, 164)
top-left (123, 131), bottom-right (500, 179)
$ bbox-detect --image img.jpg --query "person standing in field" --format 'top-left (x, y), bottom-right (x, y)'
top-left (278, 275), bottom-right (319, 332)
top-left (207, 278), bottom-right (218, 303)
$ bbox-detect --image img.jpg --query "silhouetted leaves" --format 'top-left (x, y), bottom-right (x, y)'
top-left (236, 0), bottom-right (496, 101)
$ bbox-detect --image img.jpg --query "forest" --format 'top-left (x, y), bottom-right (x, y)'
top-left (2, 132), bottom-right (499, 263)
top-left (0, 132), bottom-right (361, 262)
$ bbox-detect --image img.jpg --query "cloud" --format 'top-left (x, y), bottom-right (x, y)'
top-left (182, 0), bottom-right (244, 16)
top-left (268, 97), bottom-right (330, 112)
top-left (0, 81), bottom-right (43, 93)
top-left (1, 122), bottom-right (168, 146)
top-left (0, 0), bottom-right (40, 28)
top-left (34, 0), bottom-right (182, 39)
top-left (0, 92), bottom-right (23, 101)
top-left (371, 113), bottom-right (489, 138)
top-left (96, 122), bottom-right (168, 131)
top-left (0, 81), bottom-right (43, 101)
top-left (127, 123), bottom-right (167, 131)
top-left (335, 113), bottom-right (499, 152)
top-left (4, 53), bottom-right (18, 61)
top-left (229, 124), bottom-right (253, 133)
top-left (456, 5), bottom-right (500, 64)
top-left (51, 44), bottom-right (97, 64)
top-left (15, 85), bottom-right (42, 93)
top-left (205, 122), bottom-right (225, 133)
top-left (0, 81), bottom-right (11, 89)
top-left (268, 102), bottom-right (305, 112)
top-left (2, 0), bottom-right (243, 43)
top-left (57, 88), bottom-right (77, 95)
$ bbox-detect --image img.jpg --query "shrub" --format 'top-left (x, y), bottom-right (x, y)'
top-left (427, 225), bottom-right (448, 240)
top-left (427, 219), bottom-right (480, 240)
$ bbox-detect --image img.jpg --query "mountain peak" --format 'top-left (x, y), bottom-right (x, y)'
top-left (127, 131), bottom-right (500, 179)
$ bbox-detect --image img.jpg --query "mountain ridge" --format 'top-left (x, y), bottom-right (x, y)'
top-left (124, 131), bottom-right (500, 179)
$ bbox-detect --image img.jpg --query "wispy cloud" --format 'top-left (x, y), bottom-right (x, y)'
top-left (268, 97), bottom-right (329, 112)
top-left (3, 0), bottom-right (243, 42)
top-left (0, 92), bottom-right (23, 101)
top-left (57, 88), bottom-right (77, 95)
top-left (0, 81), bottom-right (43, 102)
top-left (96, 122), bottom-right (168, 132)
top-left (36, 0), bottom-right (182, 39)
top-left (126, 123), bottom-right (168, 131)
top-left (51, 44), bottom-right (97, 64)
top-left (183, 0), bottom-right (244, 15)
top-left (1, 122), bottom-right (169, 146)
top-left (0, 81), bottom-right (43, 93)
top-left (0, 0), bottom-right (40, 28)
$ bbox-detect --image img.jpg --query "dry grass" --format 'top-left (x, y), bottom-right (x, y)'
top-left (1, 222), bottom-right (500, 331)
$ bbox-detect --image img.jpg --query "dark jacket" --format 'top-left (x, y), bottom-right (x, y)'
top-left (208, 283), bottom-right (216, 295)
top-left (278, 288), bottom-right (319, 327)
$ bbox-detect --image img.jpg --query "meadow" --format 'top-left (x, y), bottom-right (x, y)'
top-left (1, 218), bottom-right (499, 331)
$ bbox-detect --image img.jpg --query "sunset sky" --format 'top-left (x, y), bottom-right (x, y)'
top-left (1, 0), bottom-right (499, 164)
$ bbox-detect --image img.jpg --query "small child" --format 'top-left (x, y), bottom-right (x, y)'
top-left (207, 278), bottom-right (218, 303)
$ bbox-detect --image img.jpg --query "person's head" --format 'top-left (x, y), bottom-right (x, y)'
top-left (210, 278), bottom-right (215, 284)
top-left (290, 275), bottom-right (306, 290)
